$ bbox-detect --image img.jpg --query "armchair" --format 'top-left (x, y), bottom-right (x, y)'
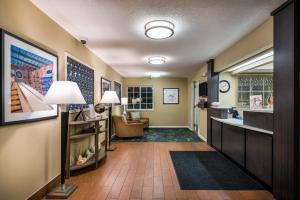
top-left (113, 116), bottom-right (144, 138)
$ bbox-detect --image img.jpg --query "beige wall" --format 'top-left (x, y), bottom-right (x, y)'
top-left (214, 17), bottom-right (273, 72)
top-left (187, 64), bottom-right (208, 139)
top-left (0, 1), bottom-right (122, 199)
top-left (187, 17), bottom-right (273, 140)
top-left (123, 77), bottom-right (188, 127)
top-left (219, 72), bottom-right (238, 107)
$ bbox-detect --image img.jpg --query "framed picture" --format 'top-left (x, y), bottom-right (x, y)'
top-left (101, 77), bottom-right (111, 98)
top-left (114, 81), bottom-right (121, 105)
top-left (0, 29), bottom-right (58, 125)
top-left (163, 88), bottom-right (179, 104)
top-left (66, 55), bottom-right (94, 110)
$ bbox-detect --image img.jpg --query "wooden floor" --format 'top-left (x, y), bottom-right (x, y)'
top-left (62, 142), bottom-right (273, 200)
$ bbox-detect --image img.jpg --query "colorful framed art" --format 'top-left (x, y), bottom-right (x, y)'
top-left (114, 81), bottom-right (121, 105)
top-left (163, 88), bottom-right (179, 104)
top-left (66, 55), bottom-right (94, 110)
top-left (0, 29), bottom-right (58, 125)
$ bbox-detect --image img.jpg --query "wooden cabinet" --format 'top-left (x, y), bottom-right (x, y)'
top-left (211, 120), bottom-right (222, 151)
top-left (222, 124), bottom-right (245, 167)
top-left (246, 130), bottom-right (273, 187)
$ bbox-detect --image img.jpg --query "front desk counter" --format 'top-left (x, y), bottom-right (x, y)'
top-left (209, 109), bottom-right (273, 190)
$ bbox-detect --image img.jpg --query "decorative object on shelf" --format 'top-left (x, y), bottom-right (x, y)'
top-left (114, 81), bottom-right (121, 105)
top-left (163, 88), bottom-right (179, 104)
top-left (88, 104), bottom-right (97, 119)
top-left (121, 97), bottom-right (128, 116)
top-left (250, 95), bottom-right (263, 110)
top-left (67, 116), bottom-right (108, 175)
top-left (219, 80), bottom-right (230, 93)
top-left (66, 56), bottom-right (94, 110)
top-left (0, 29), bottom-right (58, 125)
top-left (144, 20), bottom-right (175, 39)
top-left (101, 91), bottom-right (120, 151)
top-left (94, 103), bottom-right (105, 114)
top-left (44, 81), bottom-right (86, 199)
top-left (101, 77), bottom-right (111, 98)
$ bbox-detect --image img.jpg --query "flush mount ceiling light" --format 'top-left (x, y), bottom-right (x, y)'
top-left (150, 73), bottom-right (161, 78)
top-left (148, 56), bottom-right (166, 65)
top-left (145, 20), bottom-right (175, 39)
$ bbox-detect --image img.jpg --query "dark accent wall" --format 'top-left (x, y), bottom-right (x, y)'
top-left (272, 0), bottom-right (299, 199)
top-left (207, 59), bottom-right (219, 104)
top-left (206, 59), bottom-right (220, 145)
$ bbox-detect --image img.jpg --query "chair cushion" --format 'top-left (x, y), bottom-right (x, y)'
top-left (131, 111), bottom-right (140, 120)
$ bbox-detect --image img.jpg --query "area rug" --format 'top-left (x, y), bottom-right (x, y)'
top-left (112, 128), bottom-right (202, 142)
top-left (170, 151), bottom-right (264, 190)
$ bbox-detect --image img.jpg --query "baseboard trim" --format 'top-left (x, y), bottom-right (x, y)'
top-left (149, 126), bottom-right (190, 128)
top-left (27, 174), bottom-right (60, 200)
top-left (198, 134), bottom-right (207, 142)
top-left (188, 128), bottom-right (207, 142)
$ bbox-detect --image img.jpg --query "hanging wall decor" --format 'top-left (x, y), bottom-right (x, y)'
top-left (66, 56), bottom-right (94, 110)
top-left (101, 77), bottom-right (111, 97)
top-left (163, 88), bottom-right (179, 104)
top-left (0, 29), bottom-right (58, 125)
top-left (114, 81), bottom-right (121, 105)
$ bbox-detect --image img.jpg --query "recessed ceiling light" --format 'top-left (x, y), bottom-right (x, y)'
top-left (150, 73), bottom-right (161, 78)
top-left (145, 20), bottom-right (175, 39)
top-left (148, 56), bottom-right (166, 65)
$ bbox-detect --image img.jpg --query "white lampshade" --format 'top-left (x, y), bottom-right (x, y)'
top-left (44, 81), bottom-right (86, 105)
top-left (121, 97), bottom-right (128, 105)
top-left (101, 91), bottom-right (120, 104)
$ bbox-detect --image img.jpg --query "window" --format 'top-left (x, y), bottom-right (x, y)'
top-left (237, 75), bottom-right (273, 108)
top-left (127, 86), bottom-right (153, 110)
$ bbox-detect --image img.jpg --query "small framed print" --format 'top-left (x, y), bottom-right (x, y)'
top-left (163, 88), bottom-right (179, 104)
top-left (101, 77), bottom-right (111, 98)
top-left (114, 81), bottom-right (121, 105)
top-left (0, 29), bottom-right (58, 125)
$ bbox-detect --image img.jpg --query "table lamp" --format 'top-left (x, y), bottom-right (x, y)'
top-left (101, 91), bottom-right (120, 151)
top-left (121, 97), bottom-right (128, 116)
top-left (44, 81), bottom-right (86, 198)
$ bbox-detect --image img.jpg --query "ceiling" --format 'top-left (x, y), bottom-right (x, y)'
top-left (31, 0), bottom-right (284, 78)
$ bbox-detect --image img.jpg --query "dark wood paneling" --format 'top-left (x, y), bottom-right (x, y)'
top-left (207, 108), bottom-right (228, 145)
top-left (246, 130), bottom-right (273, 187)
top-left (211, 120), bottom-right (222, 151)
top-left (222, 124), bottom-right (245, 167)
top-left (272, 1), bottom-right (299, 199)
top-left (243, 111), bottom-right (273, 131)
top-left (207, 59), bottom-right (219, 104)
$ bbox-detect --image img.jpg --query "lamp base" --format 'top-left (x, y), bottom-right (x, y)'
top-left (107, 144), bottom-right (117, 151)
top-left (46, 184), bottom-right (77, 199)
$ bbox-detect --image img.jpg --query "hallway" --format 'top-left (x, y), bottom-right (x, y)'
top-left (64, 142), bottom-right (273, 200)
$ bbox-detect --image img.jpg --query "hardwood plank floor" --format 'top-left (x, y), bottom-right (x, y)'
top-left (52, 142), bottom-right (274, 200)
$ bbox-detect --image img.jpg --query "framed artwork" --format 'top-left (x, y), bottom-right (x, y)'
top-left (0, 29), bottom-right (58, 125)
top-left (66, 55), bottom-right (94, 110)
top-left (114, 81), bottom-right (121, 105)
top-left (101, 77), bottom-right (111, 98)
top-left (163, 88), bottom-right (179, 104)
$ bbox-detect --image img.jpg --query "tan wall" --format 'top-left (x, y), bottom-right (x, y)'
top-left (219, 72), bottom-right (238, 107)
top-left (123, 77), bottom-right (188, 127)
top-left (0, 1), bottom-right (123, 199)
top-left (214, 17), bottom-right (273, 72)
top-left (187, 64), bottom-right (208, 139)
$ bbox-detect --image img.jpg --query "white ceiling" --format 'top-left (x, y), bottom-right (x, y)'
top-left (31, 0), bottom-right (284, 78)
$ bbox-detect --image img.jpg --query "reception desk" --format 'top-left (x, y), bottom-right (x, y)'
top-left (209, 108), bottom-right (273, 189)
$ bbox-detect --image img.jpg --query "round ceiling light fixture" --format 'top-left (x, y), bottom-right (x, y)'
top-left (148, 56), bottom-right (166, 65)
top-left (145, 20), bottom-right (175, 39)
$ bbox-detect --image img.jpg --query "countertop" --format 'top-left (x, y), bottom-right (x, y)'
top-left (211, 117), bottom-right (273, 135)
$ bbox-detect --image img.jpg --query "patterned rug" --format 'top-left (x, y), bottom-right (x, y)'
top-left (112, 128), bottom-right (203, 142)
